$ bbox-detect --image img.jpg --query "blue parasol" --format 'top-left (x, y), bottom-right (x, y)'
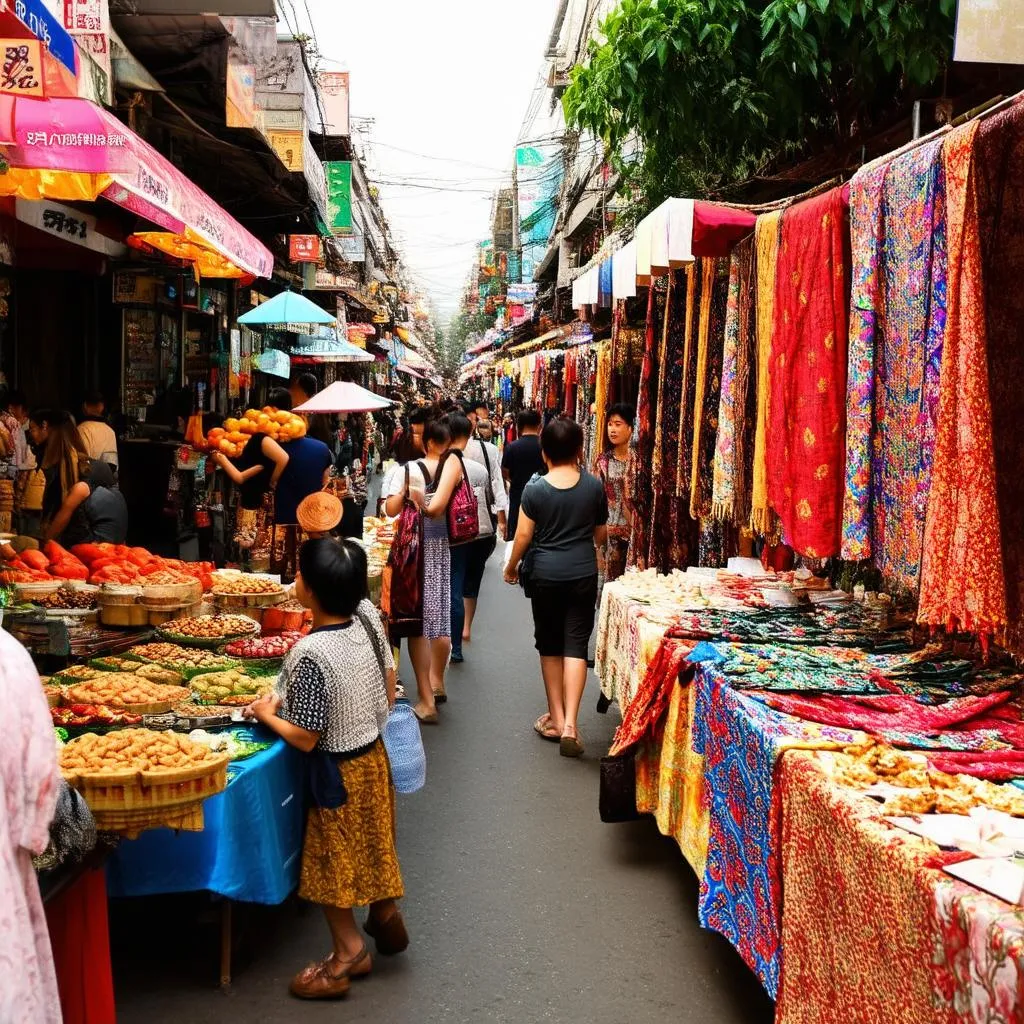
top-left (238, 289), bottom-right (337, 326)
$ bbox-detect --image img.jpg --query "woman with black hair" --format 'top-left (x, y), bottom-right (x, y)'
top-left (246, 537), bottom-right (406, 999)
top-left (504, 416), bottom-right (608, 757)
top-left (383, 417), bottom-right (454, 722)
top-left (594, 402), bottom-right (636, 589)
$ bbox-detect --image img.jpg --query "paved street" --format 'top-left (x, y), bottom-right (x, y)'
top-left (111, 552), bottom-right (775, 1023)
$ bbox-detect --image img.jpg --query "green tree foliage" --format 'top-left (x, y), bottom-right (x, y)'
top-left (563, 0), bottom-right (957, 210)
top-left (438, 309), bottom-right (495, 380)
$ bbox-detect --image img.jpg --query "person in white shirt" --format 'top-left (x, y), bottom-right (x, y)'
top-left (76, 392), bottom-right (118, 471)
top-left (461, 400), bottom-right (508, 650)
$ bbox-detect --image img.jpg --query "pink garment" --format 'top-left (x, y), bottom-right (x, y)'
top-left (0, 629), bottom-right (61, 1023)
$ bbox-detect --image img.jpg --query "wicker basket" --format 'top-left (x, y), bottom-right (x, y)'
top-left (141, 581), bottom-right (204, 608)
top-left (212, 589), bottom-right (286, 609)
top-left (62, 754), bottom-right (229, 838)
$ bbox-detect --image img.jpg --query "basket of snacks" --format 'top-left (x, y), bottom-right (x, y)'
top-left (170, 702), bottom-right (235, 731)
top-left (156, 614), bottom-right (260, 648)
top-left (210, 573), bottom-right (286, 609)
top-left (64, 673), bottom-right (191, 714)
top-left (221, 631), bottom-right (302, 675)
top-left (189, 668), bottom-right (270, 705)
top-left (139, 571), bottom-right (204, 609)
top-left (51, 704), bottom-right (144, 731)
top-left (59, 729), bottom-right (230, 837)
top-left (97, 584), bottom-right (147, 628)
top-left (125, 642), bottom-right (240, 681)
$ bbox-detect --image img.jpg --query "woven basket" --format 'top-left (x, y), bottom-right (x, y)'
top-left (212, 590), bottom-right (285, 609)
top-left (141, 581), bottom-right (204, 608)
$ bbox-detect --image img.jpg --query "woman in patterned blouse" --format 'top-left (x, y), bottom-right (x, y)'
top-left (594, 403), bottom-right (636, 591)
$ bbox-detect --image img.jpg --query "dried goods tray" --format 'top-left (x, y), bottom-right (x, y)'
top-left (130, 656), bottom-right (242, 681)
top-left (155, 624), bottom-right (260, 649)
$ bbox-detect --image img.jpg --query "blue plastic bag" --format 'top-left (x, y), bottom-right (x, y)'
top-left (382, 700), bottom-right (426, 794)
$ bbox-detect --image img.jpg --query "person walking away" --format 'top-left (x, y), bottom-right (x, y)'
top-left (501, 408), bottom-right (544, 542)
top-left (504, 416), bottom-right (608, 758)
top-left (76, 392), bottom-right (119, 474)
top-left (476, 418), bottom-right (495, 444)
top-left (29, 411), bottom-right (127, 546)
top-left (263, 389), bottom-right (334, 580)
top-left (0, 627), bottom-right (61, 1022)
top-left (426, 413), bottom-right (490, 664)
top-left (245, 538), bottom-right (407, 999)
top-left (383, 418), bottom-right (453, 722)
top-left (594, 403), bottom-right (636, 591)
top-left (462, 403), bottom-right (507, 647)
top-left (290, 371), bottom-right (333, 446)
top-left (5, 390), bottom-right (40, 536)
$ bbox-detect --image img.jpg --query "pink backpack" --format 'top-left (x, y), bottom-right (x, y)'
top-left (443, 449), bottom-right (479, 546)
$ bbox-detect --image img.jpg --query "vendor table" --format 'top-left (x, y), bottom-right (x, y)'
top-left (599, 580), bottom-right (1024, 1022)
top-left (106, 733), bottom-right (304, 986)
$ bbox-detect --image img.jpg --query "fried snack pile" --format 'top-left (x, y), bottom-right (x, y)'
top-left (831, 740), bottom-right (1024, 817)
top-left (129, 643), bottom-right (237, 670)
top-left (61, 728), bottom-right (223, 775)
top-left (65, 673), bottom-right (189, 708)
top-left (160, 615), bottom-right (259, 639)
top-left (211, 576), bottom-right (283, 596)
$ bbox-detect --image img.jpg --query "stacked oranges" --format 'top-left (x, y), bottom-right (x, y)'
top-left (206, 407), bottom-right (308, 457)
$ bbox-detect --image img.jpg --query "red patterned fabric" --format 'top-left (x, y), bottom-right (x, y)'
top-left (767, 187), bottom-right (849, 558)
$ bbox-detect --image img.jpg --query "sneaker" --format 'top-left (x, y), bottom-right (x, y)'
top-left (450, 651), bottom-right (464, 664)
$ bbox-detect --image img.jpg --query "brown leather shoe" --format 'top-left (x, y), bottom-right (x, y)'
top-left (289, 959), bottom-right (351, 1000)
top-left (364, 908), bottom-right (410, 956)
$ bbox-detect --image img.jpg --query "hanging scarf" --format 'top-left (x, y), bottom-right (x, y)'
top-left (712, 235), bottom-right (756, 524)
top-left (750, 212), bottom-right (781, 536)
top-left (675, 261), bottom-right (702, 498)
top-left (767, 187), bottom-right (849, 558)
top-left (593, 340), bottom-right (612, 461)
top-left (842, 143), bottom-right (947, 595)
top-left (974, 100), bottom-right (1024, 655)
top-left (919, 121), bottom-right (1006, 639)
top-left (651, 274), bottom-right (674, 486)
top-left (689, 258), bottom-right (729, 521)
top-left (629, 286), bottom-right (660, 568)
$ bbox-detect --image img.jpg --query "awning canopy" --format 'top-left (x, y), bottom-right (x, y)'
top-left (294, 381), bottom-right (392, 413)
top-left (239, 290), bottom-right (335, 327)
top-left (290, 334), bottom-right (374, 363)
top-left (0, 95), bottom-right (273, 278)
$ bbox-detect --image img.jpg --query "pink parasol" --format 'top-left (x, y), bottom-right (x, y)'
top-left (293, 381), bottom-right (392, 413)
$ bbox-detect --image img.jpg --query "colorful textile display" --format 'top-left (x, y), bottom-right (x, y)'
top-left (841, 140), bottom-right (947, 592)
top-left (675, 261), bottom-right (702, 498)
top-left (767, 187), bottom-right (849, 558)
top-left (919, 122), bottom-right (1006, 639)
top-left (974, 100), bottom-right (1024, 655)
top-left (629, 287), bottom-right (661, 568)
top-left (712, 235), bottom-right (757, 524)
top-left (751, 212), bottom-right (781, 536)
top-left (689, 258), bottom-right (729, 520)
top-left (778, 753), bottom-right (955, 1024)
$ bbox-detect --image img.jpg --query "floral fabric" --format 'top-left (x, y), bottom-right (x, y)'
top-left (841, 141), bottom-right (947, 593)
top-left (767, 187), bottom-right (849, 558)
top-left (919, 121), bottom-right (1006, 639)
top-left (675, 261), bottom-right (702, 497)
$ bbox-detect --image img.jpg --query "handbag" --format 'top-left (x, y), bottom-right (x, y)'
top-left (598, 749), bottom-right (643, 823)
top-left (355, 604), bottom-right (426, 794)
top-left (442, 449), bottom-right (479, 546)
top-left (476, 439), bottom-right (499, 530)
top-left (380, 465), bottom-right (424, 638)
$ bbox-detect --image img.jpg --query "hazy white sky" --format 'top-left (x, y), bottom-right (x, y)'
top-left (296, 0), bottom-right (558, 322)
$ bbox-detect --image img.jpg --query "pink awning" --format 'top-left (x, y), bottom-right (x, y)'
top-left (0, 95), bottom-right (273, 279)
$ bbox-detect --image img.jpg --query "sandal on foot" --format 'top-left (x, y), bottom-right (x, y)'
top-left (289, 958), bottom-right (352, 1000)
top-left (433, 689), bottom-right (448, 704)
top-left (413, 706), bottom-right (439, 724)
top-left (559, 728), bottom-right (584, 758)
top-left (533, 713), bottom-right (560, 742)
top-left (365, 909), bottom-right (410, 956)
top-left (337, 944), bottom-right (372, 980)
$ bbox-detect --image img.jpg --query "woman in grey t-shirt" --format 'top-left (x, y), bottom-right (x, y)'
top-left (504, 416), bottom-right (608, 758)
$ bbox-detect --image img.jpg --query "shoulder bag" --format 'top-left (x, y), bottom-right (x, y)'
top-left (441, 449), bottom-right (479, 546)
top-left (476, 439), bottom-right (499, 530)
top-left (381, 464), bottom-right (424, 638)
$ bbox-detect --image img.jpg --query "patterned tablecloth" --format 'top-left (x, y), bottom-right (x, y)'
top-left (600, 589), bottom-right (1024, 1020)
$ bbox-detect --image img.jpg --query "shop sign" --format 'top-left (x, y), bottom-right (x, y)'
top-left (317, 70), bottom-right (348, 137)
top-left (302, 265), bottom-right (359, 290)
top-left (255, 347), bottom-right (290, 378)
top-left (255, 37), bottom-right (303, 95)
top-left (267, 128), bottom-right (302, 171)
top-left (15, 197), bottom-right (125, 256)
top-left (288, 234), bottom-right (320, 263)
top-left (507, 282), bottom-right (537, 304)
top-left (0, 39), bottom-right (43, 95)
top-left (112, 271), bottom-right (158, 304)
top-left (226, 61), bottom-right (256, 128)
top-left (260, 107), bottom-right (303, 131)
top-left (63, 0), bottom-right (102, 32)
top-left (6, 0), bottom-right (76, 74)
top-left (325, 160), bottom-right (352, 234)
top-left (62, 0), bottom-right (110, 103)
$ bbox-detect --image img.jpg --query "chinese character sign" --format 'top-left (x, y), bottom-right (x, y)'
top-left (0, 41), bottom-right (44, 96)
top-left (288, 235), bottom-right (321, 263)
top-left (317, 71), bottom-right (349, 137)
top-left (63, 0), bottom-right (103, 33)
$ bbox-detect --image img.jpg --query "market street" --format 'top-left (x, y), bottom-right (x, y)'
top-left (110, 551), bottom-right (774, 1024)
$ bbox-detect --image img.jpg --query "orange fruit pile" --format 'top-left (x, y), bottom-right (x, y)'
top-left (206, 407), bottom-right (308, 457)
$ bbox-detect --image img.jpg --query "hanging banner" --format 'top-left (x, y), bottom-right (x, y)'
top-left (62, 0), bottom-right (109, 104)
top-left (267, 128), bottom-right (302, 171)
top-left (288, 234), bottom-right (320, 263)
top-left (0, 39), bottom-right (44, 95)
top-left (317, 70), bottom-right (349, 137)
top-left (954, 0), bottom-right (1024, 63)
top-left (5, 0), bottom-right (76, 75)
top-left (226, 62), bottom-right (256, 128)
top-left (325, 160), bottom-right (352, 234)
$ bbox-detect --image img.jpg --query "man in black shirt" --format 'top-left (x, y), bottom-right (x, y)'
top-left (501, 408), bottom-right (545, 540)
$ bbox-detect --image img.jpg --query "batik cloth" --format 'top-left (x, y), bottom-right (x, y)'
top-left (692, 666), bottom-right (862, 998)
top-left (676, 261), bottom-right (702, 498)
top-left (919, 121), bottom-right (1006, 639)
top-left (974, 100), bottom-right (1024, 656)
top-left (841, 141), bottom-right (947, 593)
top-left (651, 273), bottom-right (678, 487)
top-left (629, 286), bottom-right (660, 568)
top-left (767, 187), bottom-right (849, 558)
top-left (689, 258), bottom-right (729, 520)
top-left (712, 236), bottom-right (756, 524)
top-left (931, 880), bottom-right (1024, 1024)
top-left (751, 212), bottom-right (781, 535)
top-left (777, 752), bottom-right (956, 1024)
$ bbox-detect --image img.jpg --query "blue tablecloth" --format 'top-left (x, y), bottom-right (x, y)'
top-left (106, 730), bottom-right (304, 905)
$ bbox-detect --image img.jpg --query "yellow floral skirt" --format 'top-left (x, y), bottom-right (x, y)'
top-left (298, 740), bottom-right (404, 909)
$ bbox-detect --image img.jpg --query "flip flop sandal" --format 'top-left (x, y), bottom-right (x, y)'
top-left (559, 730), bottom-right (585, 758)
top-left (533, 714), bottom-right (560, 742)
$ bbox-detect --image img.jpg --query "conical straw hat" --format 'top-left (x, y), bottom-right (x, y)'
top-left (297, 491), bottom-right (343, 533)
